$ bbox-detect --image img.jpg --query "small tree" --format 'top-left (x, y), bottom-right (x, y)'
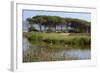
top-left (27, 18), bottom-right (37, 32)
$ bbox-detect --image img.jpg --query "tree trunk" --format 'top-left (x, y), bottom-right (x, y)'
top-left (66, 24), bottom-right (68, 32)
top-left (61, 25), bottom-right (63, 31)
top-left (44, 25), bottom-right (46, 31)
top-left (55, 25), bottom-right (56, 31)
top-left (30, 24), bottom-right (32, 28)
top-left (56, 25), bottom-right (58, 31)
top-left (87, 27), bottom-right (89, 33)
top-left (40, 24), bottom-right (42, 32)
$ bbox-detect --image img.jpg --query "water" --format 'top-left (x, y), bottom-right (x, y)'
top-left (23, 37), bottom-right (91, 62)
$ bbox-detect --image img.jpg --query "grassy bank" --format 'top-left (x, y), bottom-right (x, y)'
top-left (23, 32), bottom-right (91, 48)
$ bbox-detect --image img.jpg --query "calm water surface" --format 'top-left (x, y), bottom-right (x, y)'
top-left (23, 37), bottom-right (91, 62)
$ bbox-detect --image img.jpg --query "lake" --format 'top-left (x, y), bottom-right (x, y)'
top-left (23, 37), bottom-right (91, 62)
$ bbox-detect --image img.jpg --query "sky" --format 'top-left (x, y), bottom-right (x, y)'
top-left (22, 10), bottom-right (91, 22)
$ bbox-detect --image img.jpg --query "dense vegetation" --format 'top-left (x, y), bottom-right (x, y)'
top-left (23, 32), bottom-right (90, 49)
top-left (27, 15), bottom-right (91, 33)
top-left (23, 15), bottom-right (91, 49)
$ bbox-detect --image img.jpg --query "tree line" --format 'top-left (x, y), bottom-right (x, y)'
top-left (26, 15), bottom-right (91, 33)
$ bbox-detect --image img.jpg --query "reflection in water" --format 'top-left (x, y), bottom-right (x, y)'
top-left (23, 37), bottom-right (91, 62)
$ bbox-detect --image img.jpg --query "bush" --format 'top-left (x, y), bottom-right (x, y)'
top-left (28, 27), bottom-right (38, 32)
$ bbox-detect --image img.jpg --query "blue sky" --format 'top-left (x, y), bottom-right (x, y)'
top-left (23, 10), bottom-right (91, 22)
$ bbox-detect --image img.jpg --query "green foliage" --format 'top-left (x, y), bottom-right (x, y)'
top-left (24, 32), bottom-right (91, 46)
top-left (28, 27), bottom-right (38, 32)
top-left (26, 15), bottom-right (91, 33)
